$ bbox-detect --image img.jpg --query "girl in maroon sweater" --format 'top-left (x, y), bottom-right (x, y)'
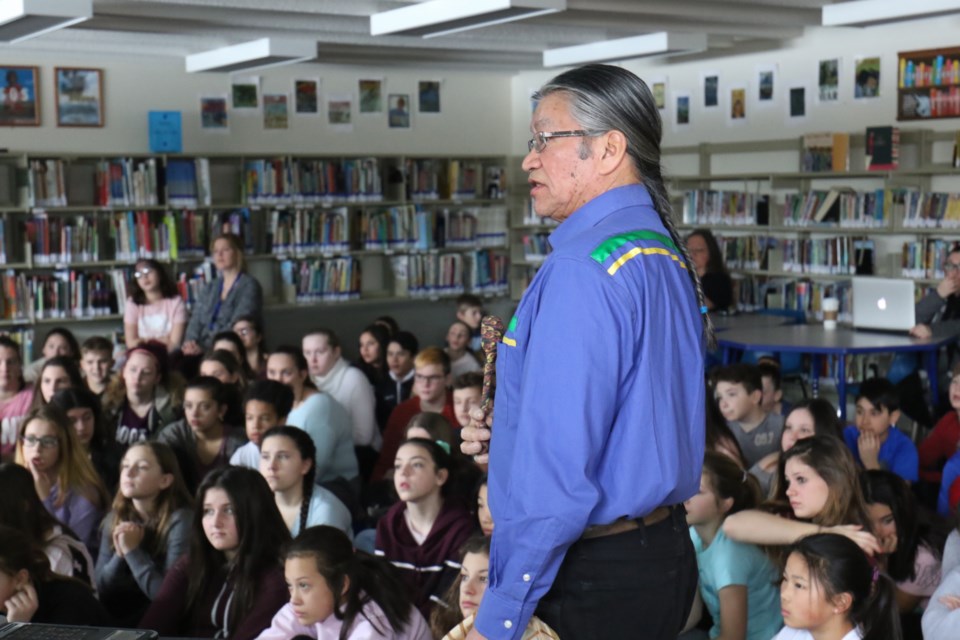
top-left (375, 438), bottom-right (475, 620)
top-left (139, 466), bottom-right (290, 640)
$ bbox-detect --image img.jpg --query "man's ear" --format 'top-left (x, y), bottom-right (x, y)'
top-left (597, 130), bottom-right (629, 170)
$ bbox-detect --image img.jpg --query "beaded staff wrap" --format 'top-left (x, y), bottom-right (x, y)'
top-left (477, 315), bottom-right (505, 457)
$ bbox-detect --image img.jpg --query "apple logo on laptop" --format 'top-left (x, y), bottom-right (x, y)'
top-left (877, 297), bottom-right (887, 310)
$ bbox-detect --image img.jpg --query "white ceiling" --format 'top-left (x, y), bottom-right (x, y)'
top-left (10, 0), bottom-right (848, 70)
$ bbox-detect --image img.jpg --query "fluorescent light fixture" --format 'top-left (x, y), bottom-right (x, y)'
top-left (543, 32), bottom-right (708, 68)
top-left (0, 0), bottom-right (92, 43)
top-left (186, 38), bottom-right (316, 73)
top-left (823, 0), bottom-right (960, 26)
top-left (371, 0), bottom-right (565, 38)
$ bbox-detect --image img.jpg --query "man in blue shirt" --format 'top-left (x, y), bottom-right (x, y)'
top-left (462, 64), bottom-right (709, 639)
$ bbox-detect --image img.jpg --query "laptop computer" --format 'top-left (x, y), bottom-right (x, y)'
top-left (0, 623), bottom-right (157, 640)
top-left (851, 277), bottom-right (916, 332)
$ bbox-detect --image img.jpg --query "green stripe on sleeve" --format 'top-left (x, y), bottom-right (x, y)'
top-left (590, 230), bottom-right (678, 264)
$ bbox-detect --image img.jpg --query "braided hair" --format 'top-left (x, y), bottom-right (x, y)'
top-left (261, 425), bottom-right (316, 534)
top-left (536, 64), bottom-right (715, 348)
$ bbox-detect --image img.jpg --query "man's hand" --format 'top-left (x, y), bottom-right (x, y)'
top-left (909, 324), bottom-right (932, 339)
top-left (857, 431), bottom-right (882, 470)
top-left (460, 407), bottom-right (493, 464)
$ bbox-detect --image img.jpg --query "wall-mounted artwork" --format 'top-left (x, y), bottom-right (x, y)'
top-left (0, 66), bottom-right (40, 126)
top-left (56, 67), bottom-right (103, 127)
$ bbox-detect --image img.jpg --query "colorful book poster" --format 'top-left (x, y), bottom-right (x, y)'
top-left (263, 94), bottom-right (289, 129)
top-left (231, 76), bottom-right (259, 110)
top-left (200, 96), bottom-right (228, 130)
top-left (359, 79), bottom-right (382, 113)
top-left (855, 57), bottom-right (881, 99)
top-left (294, 79), bottom-right (319, 114)
top-left (819, 58), bottom-right (839, 103)
top-left (327, 94), bottom-right (353, 131)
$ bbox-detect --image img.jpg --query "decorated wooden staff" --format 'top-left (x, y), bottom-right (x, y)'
top-left (477, 314), bottom-right (505, 457)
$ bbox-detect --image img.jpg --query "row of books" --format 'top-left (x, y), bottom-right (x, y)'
top-left (243, 158), bottom-right (384, 204)
top-left (718, 235), bottom-right (771, 271)
top-left (900, 56), bottom-right (960, 88)
top-left (469, 249), bottom-right (509, 295)
top-left (781, 237), bottom-right (875, 275)
top-left (682, 190), bottom-right (765, 225)
top-left (757, 279), bottom-right (854, 324)
top-left (279, 257), bottom-right (362, 303)
top-left (901, 238), bottom-right (958, 279)
top-left (167, 158), bottom-right (212, 208)
top-left (94, 159), bottom-right (160, 207)
top-left (801, 133), bottom-right (850, 173)
top-left (0, 270), bottom-right (123, 320)
top-left (522, 232), bottom-right (551, 262)
top-left (392, 253), bottom-right (466, 298)
top-left (26, 215), bottom-right (100, 265)
top-left (360, 205), bottom-right (508, 251)
top-left (900, 191), bottom-right (960, 228)
top-left (782, 189), bottom-right (891, 227)
top-left (270, 207), bottom-right (351, 254)
top-left (27, 160), bottom-right (68, 208)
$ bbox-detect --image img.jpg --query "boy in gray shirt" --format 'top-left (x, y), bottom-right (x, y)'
top-left (713, 363), bottom-right (785, 468)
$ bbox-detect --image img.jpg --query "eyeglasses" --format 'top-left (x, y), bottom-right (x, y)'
top-left (527, 130), bottom-right (600, 153)
top-left (235, 328), bottom-right (252, 336)
top-left (414, 374), bottom-right (445, 384)
top-left (20, 435), bottom-right (59, 449)
top-left (133, 268), bottom-right (154, 279)
top-left (944, 262), bottom-right (960, 273)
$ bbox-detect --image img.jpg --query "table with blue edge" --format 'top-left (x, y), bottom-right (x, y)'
top-left (717, 324), bottom-right (955, 421)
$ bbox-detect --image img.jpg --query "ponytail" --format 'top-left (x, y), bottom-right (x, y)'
top-left (859, 570), bottom-right (900, 640)
top-left (702, 450), bottom-right (761, 516)
top-left (285, 526), bottom-right (413, 640)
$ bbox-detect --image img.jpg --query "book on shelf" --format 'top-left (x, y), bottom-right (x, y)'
top-left (801, 132), bottom-right (850, 172)
top-left (269, 206), bottom-right (351, 255)
top-left (211, 208), bottom-right (254, 251)
top-left (813, 187), bottom-right (856, 223)
top-left (95, 158), bottom-right (159, 207)
top-left (865, 126), bottom-right (900, 171)
top-left (26, 214), bottom-right (101, 265)
top-left (27, 160), bottom-right (67, 208)
top-left (682, 190), bottom-right (762, 225)
top-left (394, 253), bottom-right (465, 298)
top-left (406, 159), bottom-right (440, 201)
top-left (718, 235), bottom-right (771, 271)
top-left (24, 269), bottom-right (122, 319)
top-left (781, 237), bottom-right (870, 275)
top-left (363, 205), bottom-right (415, 250)
top-left (522, 233), bottom-right (551, 263)
top-left (783, 189), bottom-right (891, 228)
top-left (902, 238), bottom-right (955, 279)
top-left (901, 191), bottom-right (960, 228)
top-left (165, 158), bottom-right (211, 208)
top-left (467, 249), bottom-right (509, 296)
top-left (278, 257), bottom-right (361, 303)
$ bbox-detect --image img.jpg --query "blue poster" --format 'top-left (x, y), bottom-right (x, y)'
top-left (149, 111), bottom-right (183, 153)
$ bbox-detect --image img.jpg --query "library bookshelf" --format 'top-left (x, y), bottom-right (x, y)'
top-left (0, 152), bottom-right (513, 358)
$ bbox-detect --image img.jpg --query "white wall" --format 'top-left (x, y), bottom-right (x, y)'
top-left (0, 50), bottom-right (513, 156)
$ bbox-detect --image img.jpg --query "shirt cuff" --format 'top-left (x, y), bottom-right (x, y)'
top-left (474, 588), bottom-right (539, 640)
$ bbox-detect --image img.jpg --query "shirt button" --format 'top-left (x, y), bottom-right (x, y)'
top-left (522, 573), bottom-right (531, 582)
top-left (504, 621), bottom-right (513, 629)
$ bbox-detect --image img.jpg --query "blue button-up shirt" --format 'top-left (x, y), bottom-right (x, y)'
top-left (474, 184), bottom-right (706, 639)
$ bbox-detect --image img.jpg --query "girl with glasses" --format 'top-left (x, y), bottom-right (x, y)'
top-left (124, 258), bottom-right (187, 353)
top-left (232, 315), bottom-right (268, 379)
top-left (15, 405), bottom-right (109, 556)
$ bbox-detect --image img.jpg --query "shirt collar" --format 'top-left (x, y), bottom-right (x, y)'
top-left (549, 184), bottom-right (655, 250)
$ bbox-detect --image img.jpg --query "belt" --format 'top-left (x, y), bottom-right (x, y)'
top-left (580, 506), bottom-right (673, 540)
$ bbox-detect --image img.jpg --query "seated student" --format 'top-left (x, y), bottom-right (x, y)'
top-left (156, 376), bottom-right (244, 496)
top-left (0, 526), bottom-right (110, 626)
top-left (50, 387), bottom-right (122, 492)
top-left (430, 536), bottom-right (491, 638)
top-left (911, 246), bottom-right (960, 350)
top-left (79, 336), bottom-right (114, 399)
top-left (139, 467), bottom-right (289, 640)
top-left (714, 363), bottom-right (785, 468)
top-left (28, 356), bottom-right (84, 412)
top-left (920, 362), bottom-right (960, 487)
top-left (404, 413), bottom-right (480, 511)
top-left (445, 321), bottom-right (481, 379)
top-left (375, 315), bottom-right (400, 339)
top-left (266, 347), bottom-right (359, 491)
top-left (96, 442), bottom-right (193, 626)
top-left (302, 328), bottom-right (380, 452)
top-left (24, 327), bottom-right (81, 384)
top-left (375, 332), bottom-right (419, 430)
top-left (705, 381), bottom-right (748, 467)
top-left (685, 452), bottom-right (783, 640)
top-left (686, 229), bottom-right (733, 312)
top-left (211, 331), bottom-right (257, 383)
top-left (259, 525), bottom-right (431, 640)
top-left (0, 336), bottom-right (35, 463)
top-left (723, 436), bottom-right (881, 556)
top-left (452, 372), bottom-right (482, 430)
top-left (181, 233), bottom-right (263, 355)
top-left (123, 258), bottom-right (188, 353)
top-left (0, 463), bottom-right (94, 589)
top-left (232, 316), bottom-right (267, 379)
top-left (757, 358), bottom-right (789, 417)
top-left (355, 324), bottom-right (390, 386)
top-left (375, 438), bottom-right (474, 620)
top-left (258, 426), bottom-right (352, 537)
top-left (373, 348), bottom-right (458, 482)
top-left (198, 349), bottom-right (245, 427)
top-left (844, 377), bottom-right (918, 483)
top-left (751, 398), bottom-right (844, 497)
top-left (454, 294), bottom-right (484, 353)
top-left (475, 475), bottom-right (493, 537)
top-left (774, 533), bottom-right (901, 640)
top-left (230, 379), bottom-right (294, 469)
top-left (861, 470), bottom-right (947, 627)
top-left (102, 342), bottom-right (180, 447)
top-left (15, 405), bottom-right (109, 556)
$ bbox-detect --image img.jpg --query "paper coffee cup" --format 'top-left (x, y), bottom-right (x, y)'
top-left (822, 297), bottom-right (839, 330)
